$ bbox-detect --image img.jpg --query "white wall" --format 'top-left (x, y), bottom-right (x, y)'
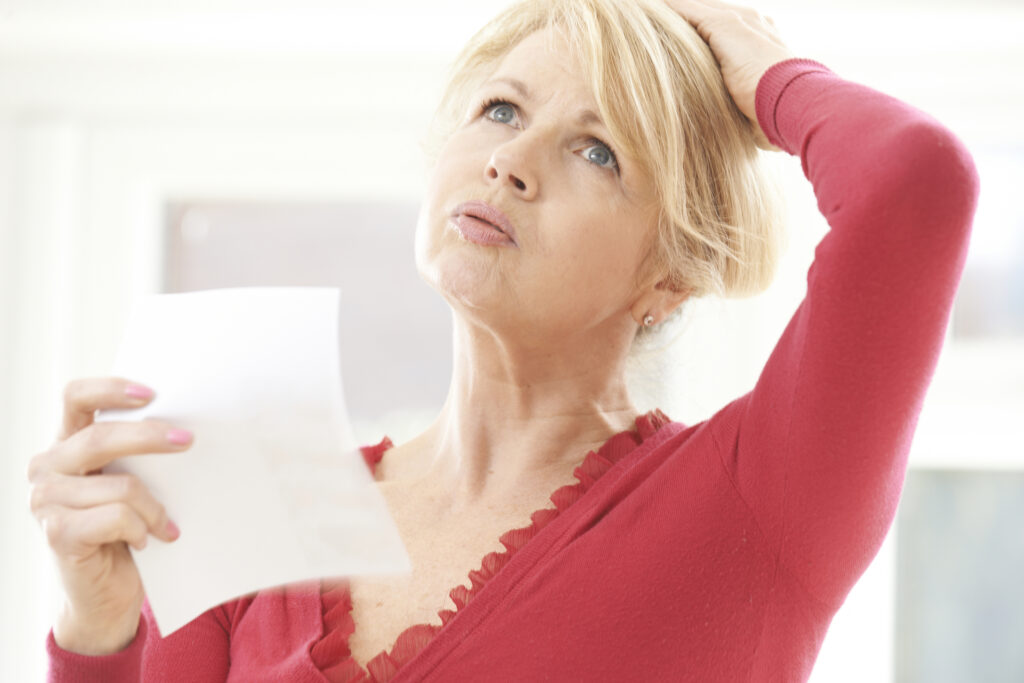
top-left (1, 2), bottom-right (1021, 681)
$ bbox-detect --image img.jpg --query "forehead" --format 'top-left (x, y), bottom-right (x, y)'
top-left (488, 28), bottom-right (593, 103)
top-left (480, 26), bottom-right (659, 204)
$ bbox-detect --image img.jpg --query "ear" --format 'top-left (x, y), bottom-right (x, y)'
top-left (630, 278), bottom-right (690, 327)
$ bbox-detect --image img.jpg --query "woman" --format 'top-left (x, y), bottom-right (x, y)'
top-left (31, 0), bottom-right (978, 680)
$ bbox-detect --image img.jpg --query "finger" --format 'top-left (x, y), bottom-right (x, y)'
top-left (43, 420), bottom-right (193, 478)
top-left (665, 0), bottom-right (731, 23)
top-left (44, 502), bottom-right (152, 555)
top-left (671, 0), bottom-right (748, 12)
top-left (60, 377), bottom-right (156, 440)
top-left (667, 0), bottom-right (765, 30)
top-left (60, 378), bottom-right (156, 441)
top-left (664, 0), bottom-right (733, 44)
top-left (30, 472), bottom-right (179, 542)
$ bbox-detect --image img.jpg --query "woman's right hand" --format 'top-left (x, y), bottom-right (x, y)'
top-left (27, 378), bottom-right (192, 655)
top-left (665, 0), bottom-right (796, 150)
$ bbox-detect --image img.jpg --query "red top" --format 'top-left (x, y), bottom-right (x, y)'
top-left (45, 58), bottom-right (980, 682)
top-left (311, 414), bottom-right (669, 682)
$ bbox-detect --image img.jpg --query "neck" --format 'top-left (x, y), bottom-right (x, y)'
top-left (401, 316), bottom-right (640, 509)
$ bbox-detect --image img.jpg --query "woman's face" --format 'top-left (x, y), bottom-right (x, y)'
top-left (415, 28), bottom-right (663, 347)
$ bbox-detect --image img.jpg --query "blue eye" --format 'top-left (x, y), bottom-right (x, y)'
top-left (480, 98), bottom-right (620, 174)
top-left (582, 141), bottom-right (618, 171)
top-left (484, 100), bottom-right (517, 125)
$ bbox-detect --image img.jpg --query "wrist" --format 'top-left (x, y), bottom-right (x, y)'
top-left (754, 58), bottom-right (833, 153)
top-left (53, 604), bottom-right (141, 656)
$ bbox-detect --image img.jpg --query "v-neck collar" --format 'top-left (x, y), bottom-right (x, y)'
top-left (309, 410), bottom-right (674, 682)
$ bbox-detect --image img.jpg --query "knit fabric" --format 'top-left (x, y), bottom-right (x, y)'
top-left (312, 414), bottom-right (669, 682)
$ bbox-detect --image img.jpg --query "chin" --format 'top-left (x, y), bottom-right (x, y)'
top-left (422, 247), bottom-right (506, 318)
top-left (416, 211), bottom-right (503, 305)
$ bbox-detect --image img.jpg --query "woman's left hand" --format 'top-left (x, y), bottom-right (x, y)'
top-left (665, 0), bottom-right (797, 150)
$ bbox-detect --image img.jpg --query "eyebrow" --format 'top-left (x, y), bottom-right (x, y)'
top-left (485, 76), bottom-right (606, 128)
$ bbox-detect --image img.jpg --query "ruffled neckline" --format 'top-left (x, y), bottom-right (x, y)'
top-left (310, 410), bottom-right (671, 683)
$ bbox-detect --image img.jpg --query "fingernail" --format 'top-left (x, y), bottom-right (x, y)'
top-left (125, 384), bottom-right (154, 400)
top-left (165, 520), bottom-right (181, 540)
top-left (166, 429), bottom-right (193, 445)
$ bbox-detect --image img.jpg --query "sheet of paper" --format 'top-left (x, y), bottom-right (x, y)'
top-left (97, 287), bottom-right (410, 636)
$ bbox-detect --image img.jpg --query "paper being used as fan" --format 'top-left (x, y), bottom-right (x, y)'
top-left (97, 287), bottom-right (410, 636)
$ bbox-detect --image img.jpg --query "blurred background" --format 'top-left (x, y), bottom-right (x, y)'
top-left (1, 0), bottom-right (1022, 680)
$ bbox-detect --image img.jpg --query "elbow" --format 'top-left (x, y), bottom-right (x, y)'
top-left (885, 120), bottom-right (981, 244)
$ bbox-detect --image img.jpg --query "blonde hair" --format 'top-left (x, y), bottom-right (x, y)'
top-left (423, 0), bottom-right (784, 301)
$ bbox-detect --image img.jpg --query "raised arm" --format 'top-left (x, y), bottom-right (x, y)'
top-left (30, 377), bottom-right (233, 681)
top-left (670, 0), bottom-right (980, 606)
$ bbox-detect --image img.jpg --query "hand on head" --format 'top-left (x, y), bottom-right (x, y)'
top-left (665, 0), bottom-right (797, 150)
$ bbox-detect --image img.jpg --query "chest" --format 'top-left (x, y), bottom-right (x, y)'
top-left (343, 484), bottom-right (558, 669)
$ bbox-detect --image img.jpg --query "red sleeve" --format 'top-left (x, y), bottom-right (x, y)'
top-left (46, 619), bottom-right (149, 683)
top-left (46, 598), bottom-right (234, 682)
top-left (43, 439), bottom-right (390, 679)
top-left (709, 59), bottom-right (979, 605)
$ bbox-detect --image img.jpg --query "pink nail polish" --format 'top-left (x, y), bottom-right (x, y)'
top-left (166, 429), bottom-right (193, 445)
top-left (125, 384), bottom-right (154, 400)
top-left (166, 520), bottom-right (181, 540)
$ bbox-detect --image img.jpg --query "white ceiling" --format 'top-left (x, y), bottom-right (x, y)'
top-left (0, 0), bottom-right (1020, 147)
top-left (0, 1), bottom-right (1021, 57)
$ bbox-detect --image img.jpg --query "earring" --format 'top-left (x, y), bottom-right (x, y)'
top-left (642, 314), bottom-right (655, 327)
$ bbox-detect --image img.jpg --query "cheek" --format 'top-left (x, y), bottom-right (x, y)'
top-left (414, 144), bottom-right (460, 272)
top-left (545, 208), bottom-right (650, 293)
top-left (413, 201), bottom-right (435, 283)
top-left (413, 145), bottom-right (510, 307)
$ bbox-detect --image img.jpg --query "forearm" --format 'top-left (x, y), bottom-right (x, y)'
top-left (721, 58), bottom-right (980, 605)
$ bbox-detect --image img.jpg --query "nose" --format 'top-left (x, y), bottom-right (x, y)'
top-left (485, 135), bottom-right (541, 200)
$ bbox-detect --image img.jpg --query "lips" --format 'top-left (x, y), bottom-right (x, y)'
top-left (450, 200), bottom-right (518, 246)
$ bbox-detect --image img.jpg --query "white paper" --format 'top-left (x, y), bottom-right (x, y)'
top-left (97, 287), bottom-right (410, 636)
